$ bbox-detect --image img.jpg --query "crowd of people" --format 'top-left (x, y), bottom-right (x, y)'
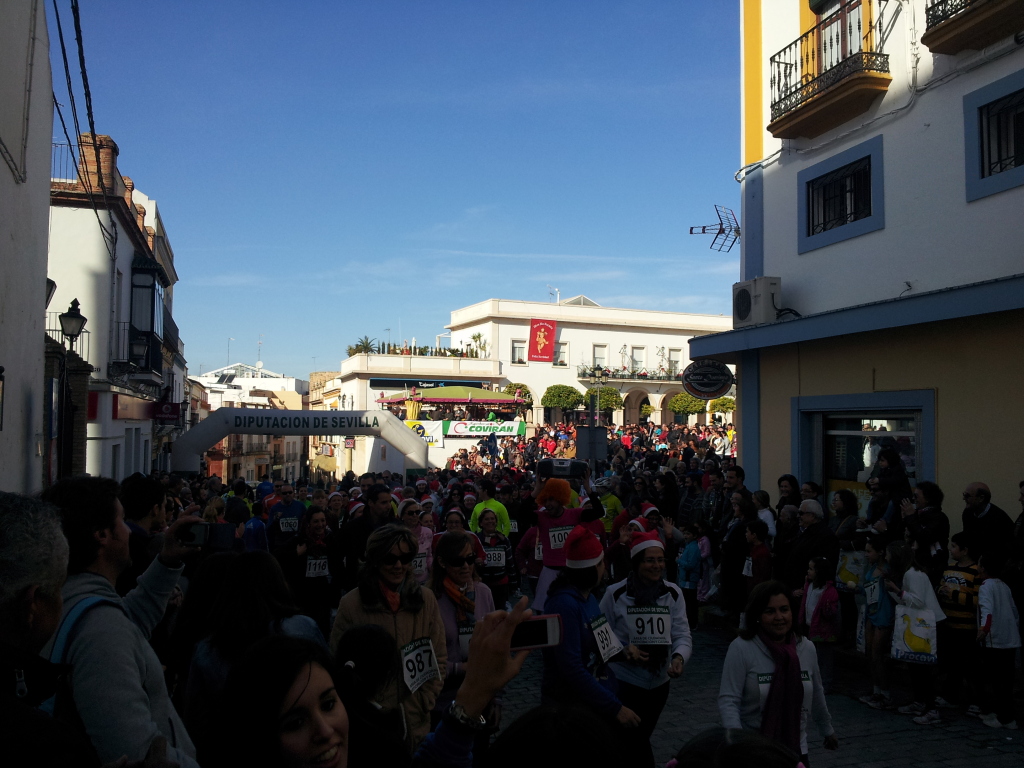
top-left (1, 418), bottom-right (1021, 767)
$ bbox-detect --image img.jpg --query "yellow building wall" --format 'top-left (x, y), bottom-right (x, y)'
top-left (756, 309), bottom-right (1024, 531)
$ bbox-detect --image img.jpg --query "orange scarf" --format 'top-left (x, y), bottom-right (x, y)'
top-left (379, 579), bottom-right (401, 612)
top-left (443, 577), bottom-right (475, 622)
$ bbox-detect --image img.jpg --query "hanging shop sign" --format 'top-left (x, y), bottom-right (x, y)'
top-left (681, 360), bottom-right (735, 400)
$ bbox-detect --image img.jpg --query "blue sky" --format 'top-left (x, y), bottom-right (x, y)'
top-left (51, 1), bottom-right (740, 378)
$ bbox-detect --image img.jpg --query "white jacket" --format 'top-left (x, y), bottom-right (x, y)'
top-left (599, 577), bottom-right (692, 689)
top-left (719, 635), bottom-right (834, 755)
top-left (978, 578), bottom-right (1021, 649)
top-left (898, 567), bottom-right (946, 622)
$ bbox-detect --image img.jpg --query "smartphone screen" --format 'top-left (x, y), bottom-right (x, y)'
top-left (181, 521), bottom-right (210, 547)
top-left (510, 616), bottom-right (561, 650)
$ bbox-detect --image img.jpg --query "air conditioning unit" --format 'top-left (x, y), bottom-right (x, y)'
top-left (732, 276), bottom-right (781, 328)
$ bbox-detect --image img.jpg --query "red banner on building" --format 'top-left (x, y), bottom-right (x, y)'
top-left (527, 319), bottom-right (557, 362)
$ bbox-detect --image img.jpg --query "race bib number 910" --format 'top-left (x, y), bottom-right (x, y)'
top-left (627, 606), bottom-right (671, 646)
top-left (401, 638), bottom-right (439, 694)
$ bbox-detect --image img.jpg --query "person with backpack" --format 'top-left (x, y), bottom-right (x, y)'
top-left (40, 476), bottom-right (202, 767)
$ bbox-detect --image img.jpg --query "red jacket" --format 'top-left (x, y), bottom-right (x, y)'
top-left (798, 579), bottom-right (841, 642)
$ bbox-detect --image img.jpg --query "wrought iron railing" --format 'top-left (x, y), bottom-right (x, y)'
top-left (50, 142), bottom-right (82, 184)
top-left (45, 312), bottom-right (91, 362)
top-left (576, 364), bottom-right (684, 382)
top-left (925, 0), bottom-right (980, 29)
top-left (770, 0), bottom-right (890, 122)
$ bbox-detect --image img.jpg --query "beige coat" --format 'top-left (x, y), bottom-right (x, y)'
top-left (330, 585), bottom-right (447, 749)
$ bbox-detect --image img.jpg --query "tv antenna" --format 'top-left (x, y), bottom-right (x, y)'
top-left (547, 285), bottom-right (560, 304)
top-left (689, 205), bottom-right (740, 253)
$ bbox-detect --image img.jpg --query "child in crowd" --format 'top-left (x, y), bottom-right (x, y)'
top-left (694, 521), bottom-right (713, 604)
top-left (891, 542), bottom-right (947, 724)
top-left (857, 537), bottom-right (902, 709)
top-left (797, 555), bottom-right (841, 692)
top-left (676, 524), bottom-right (703, 628)
top-left (975, 553), bottom-right (1021, 729)
top-left (935, 532), bottom-right (981, 714)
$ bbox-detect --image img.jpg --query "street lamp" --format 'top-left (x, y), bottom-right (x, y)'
top-left (131, 336), bottom-right (150, 366)
top-left (58, 299), bottom-right (87, 343)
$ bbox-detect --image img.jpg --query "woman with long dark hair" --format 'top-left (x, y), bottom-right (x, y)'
top-left (600, 530), bottom-right (692, 768)
top-left (329, 524), bottom-right (446, 750)
top-left (185, 552), bottom-right (325, 763)
top-left (275, 507), bottom-right (340, 639)
top-left (775, 475), bottom-right (801, 518)
top-left (719, 581), bottom-right (838, 763)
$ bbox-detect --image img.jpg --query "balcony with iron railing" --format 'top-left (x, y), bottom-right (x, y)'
top-left (768, 0), bottom-right (892, 139)
top-left (921, 0), bottom-right (1024, 55)
top-left (45, 312), bottom-right (91, 363)
top-left (576, 364), bottom-right (685, 383)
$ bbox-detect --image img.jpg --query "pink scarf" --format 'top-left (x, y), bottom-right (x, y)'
top-left (757, 629), bottom-right (803, 754)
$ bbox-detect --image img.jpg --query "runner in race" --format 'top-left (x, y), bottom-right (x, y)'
top-left (329, 524), bottom-right (447, 750)
top-left (541, 524), bottom-right (640, 730)
top-left (398, 499), bottom-right (433, 585)
top-left (476, 509), bottom-right (518, 609)
top-left (600, 529), bottom-right (692, 768)
top-left (531, 470), bottom-right (603, 612)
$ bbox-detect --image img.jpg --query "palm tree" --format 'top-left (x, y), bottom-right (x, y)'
top-left (470, 332), bottom-right (489, 357)
top-left (351, 336), bottom-right (377, 355)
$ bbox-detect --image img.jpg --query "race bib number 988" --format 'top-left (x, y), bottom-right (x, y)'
top-left (484, 547), bottom-right (506, 568)
top-left (401, 638), bottom-right (439, 694)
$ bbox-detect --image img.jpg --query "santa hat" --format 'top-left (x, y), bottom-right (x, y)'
top-left (415, 478), bottom-right (428, 487)
top-left (397, 499), bottom-right (420, 517)
top-left (464, 493), bottom-right (477, 504)
top-left (626, 518), bottom-right (650, 532)
top-left (420, 493), bottom-right (435, 505)
top-left (348, 499), bottom-right (365, 515)
top-left (391, 492), bottom-right (402, 505)
top-left (641, 502), bottom-right (660, 518)
top-left (564, 525), bottom-right (605, 569)
top-left (350, 487), bottom-right (362, 499)
top-left (328, 492), bottom-right (343, 500)
top-left (630, 530), bottom-right (664, 559)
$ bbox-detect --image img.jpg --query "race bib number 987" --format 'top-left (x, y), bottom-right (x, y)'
top-left (401, 638), bottom-right (439, 694)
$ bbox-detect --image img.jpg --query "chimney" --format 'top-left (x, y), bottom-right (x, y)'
top-left (122, 176), bottom-right (134, 208)
top-left (146, 226), bottom-right (156, 250)
top-left (135, 204), bottom-right (146, 232)
top-left (78, 133), bottom-right (119, 195)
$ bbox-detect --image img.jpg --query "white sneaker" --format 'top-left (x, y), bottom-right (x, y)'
top-left (913, 710), bottom-right (941, 725)
top-left (933, 696), bottom-right (956, 709)
top-left (966, 704), bottom-right (983, 718)
top-left (898, 701), bottom-right (926, 715)
top-left (981, 713), bottom-right (1003, 728)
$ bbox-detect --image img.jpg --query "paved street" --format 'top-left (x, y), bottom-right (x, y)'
top-left (499, 624), bottom-right (1024, 767)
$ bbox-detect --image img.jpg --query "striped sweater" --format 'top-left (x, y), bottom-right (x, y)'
top-left (937, 562), bottom-right (980, 631)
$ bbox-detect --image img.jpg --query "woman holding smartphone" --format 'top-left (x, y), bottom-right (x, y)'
top-left (600, 530), bottom-right (692, 768)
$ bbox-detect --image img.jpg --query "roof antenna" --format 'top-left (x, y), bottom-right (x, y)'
top-left (547, 284), bottom-right (560, 304)
top-left (689, 205), bottom-right (741, 252)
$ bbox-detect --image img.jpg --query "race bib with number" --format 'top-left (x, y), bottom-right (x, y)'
top-left (534, 540), bottom-right (543, 561)
top-left (548, 526), bottom-right (573, 550)
top-left (401, 638), bottom-right (440, 694)
top-left (412, 552), bottom-right (427, 577)
top-left (742, 557), bottom-right (753, 578)
top-left (458, 623), bottom-right (474, 659)
top-left (484, 547), bottom-right (506, 568)
top-left (305, 557), bottom-right (329, 578)
top-left (865, 580), bottom-right (879, 606)
top-left (591, 613), bottom-right (624, 664)
top-left (627, 606), bottom-right (671, 646)
top-left (279, 517), bottom-right (299, 533)
top-left (509, 520), bottom-right (519, 534)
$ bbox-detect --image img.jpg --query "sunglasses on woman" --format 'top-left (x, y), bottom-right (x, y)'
top-left (381, 551), bottom-right (416, 566)
top-left (444, 555), bottom-right (476, 568)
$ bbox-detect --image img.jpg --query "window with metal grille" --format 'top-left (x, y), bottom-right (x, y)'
top-left (980, 86), bottom-right (1024, 178)
top-left (806, 156), bottom-right (871, 235)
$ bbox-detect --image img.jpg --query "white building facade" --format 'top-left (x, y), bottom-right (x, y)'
top-left (0, 0), bottom-right (51, 493)
top-left (689, 0), bottom-right (1024, 507)
top-left (48, 134), bottom-right (188, 481)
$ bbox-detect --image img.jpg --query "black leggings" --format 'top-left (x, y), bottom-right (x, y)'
top-left (616, 680), bottom-right (671, 768)
top-left (682, 588), bottom-right (699, 628)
